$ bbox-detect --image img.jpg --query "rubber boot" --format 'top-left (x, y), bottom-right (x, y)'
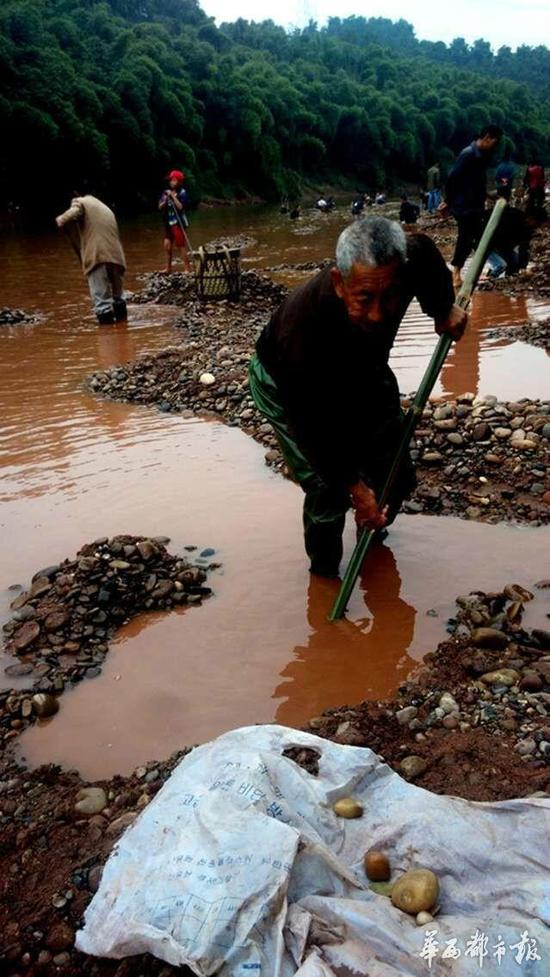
top-left (114, 298), bottom-right (128, 322)
top-left (97, 310), bottom-right (115, 325)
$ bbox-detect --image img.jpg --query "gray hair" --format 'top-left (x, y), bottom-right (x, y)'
top-left (335, 216), bottom-right (407, 277)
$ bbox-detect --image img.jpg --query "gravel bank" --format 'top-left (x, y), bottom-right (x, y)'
top-left (1, 535), bottom-right (215, 744)
top-left (1, 579), bottom-right (549, 976)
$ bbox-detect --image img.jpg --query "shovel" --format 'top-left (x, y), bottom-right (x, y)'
top-left (328, 197), bottom-right (507, 621)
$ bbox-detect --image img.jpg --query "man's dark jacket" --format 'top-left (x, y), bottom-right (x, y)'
top-left (256, 233), bottom-right (454, 490)
top-left (446, 141), bottom-right (488, 217)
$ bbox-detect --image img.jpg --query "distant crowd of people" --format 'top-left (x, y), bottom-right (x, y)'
top-left (440, 125), bottom-right (546, 287)
top-left (54, 133), bottom-right (546, 326)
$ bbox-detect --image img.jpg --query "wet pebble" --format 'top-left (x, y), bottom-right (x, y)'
top-left (364, 850), bottom-right (391, 881)
top-left (472, 628), bottom-right (509, 649)
top-left (391, 869), bottom-right (439, 914)
top-left (516, 738), bottom-right (536, 756)
top-left (32, 693), bottom-right (59, 718)
top-left (74, 787), bottom-right (107, 815)
top-left (480, 669), bottom-right (519, 687)
top-left (400, 756), bottom-right (428, 779)
top-left (395, 706), bottom-right (418, 726)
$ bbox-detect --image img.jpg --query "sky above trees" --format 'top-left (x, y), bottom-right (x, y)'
top-left (200, 0), bottom-right (550, 51)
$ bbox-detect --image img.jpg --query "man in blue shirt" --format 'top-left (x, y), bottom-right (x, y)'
top-left (495, 152), bottom-right (516, 201)
top-left (444, 125), bottom-right (503, 290)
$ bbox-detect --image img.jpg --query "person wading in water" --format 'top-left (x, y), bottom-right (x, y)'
top-left (249, 217), bottom-right (467, 577)
top-left (56, 188), bottom-right (127, 326)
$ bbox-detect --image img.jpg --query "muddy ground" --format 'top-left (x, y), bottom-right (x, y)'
top-left (1, 571), bottom-right (549, 976)
top-left (2, 219), bottom-right (549, 975)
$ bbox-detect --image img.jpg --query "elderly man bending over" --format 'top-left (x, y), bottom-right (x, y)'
top-left (249, 216), bottom-right (467, 577)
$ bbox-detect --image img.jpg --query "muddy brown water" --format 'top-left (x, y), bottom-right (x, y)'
top-left (1, 204), bottom-right (549, 778)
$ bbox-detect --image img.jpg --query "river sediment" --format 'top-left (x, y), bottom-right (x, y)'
top-left (1, 577), bottom-right (548, 976)
top-left (0, 308), bottom-right (44, 326)
top-left (487, 317), bottom-right (549, 348)
top-left (1, 203), bottom-right (549, 977)
top-left (1, 536), bottom-right (213, 744)
top-left (86, 272), bottom-right (550, 526)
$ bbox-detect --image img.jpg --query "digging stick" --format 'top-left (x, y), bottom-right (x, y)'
top-left (328, 197), bottom-right (507, 621)
top-left (167, 194), bottom-right (193, 252)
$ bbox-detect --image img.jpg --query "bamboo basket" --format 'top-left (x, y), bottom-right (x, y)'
top-left (192, 245), bottom-right (241, 300)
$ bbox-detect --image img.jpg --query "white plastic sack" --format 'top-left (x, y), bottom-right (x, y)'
top-left (77, 725), bottom-right (550, 976)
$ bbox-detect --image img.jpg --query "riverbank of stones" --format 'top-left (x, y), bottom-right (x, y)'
top-left (305, 580), bottom-right (550, 802)
top-left (87, 325), bottom-right (549, 525)
top-left (201, 233), bottom-right (258, 251)
top-left (129, 268), bottom-right (287, 308)
top-left (1, 580), bottom-right (548, 976)
top-left (87, 272), bottom-right (287, 468)
top-left (405, 393), bottom-right (550, 524)
top-left (266, 258), bottom-right (331, 273)
top-left (1, 535), bottom-right (214, 744)
top-left (0, 307), bottom-right (43, 326)
top-left (486, 317), bottom-right (549, 349)
top-left (0, 745), bottom-right (193, 977)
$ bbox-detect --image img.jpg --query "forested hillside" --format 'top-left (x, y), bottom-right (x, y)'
top-left (1, 0), bottom-right (549, 216)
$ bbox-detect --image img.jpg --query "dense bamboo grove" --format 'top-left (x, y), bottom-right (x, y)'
top-left (1, 1), bottom-right (548, 215)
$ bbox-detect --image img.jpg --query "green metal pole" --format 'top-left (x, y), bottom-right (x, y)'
top-left (329, 198), bottom-right (507, 621)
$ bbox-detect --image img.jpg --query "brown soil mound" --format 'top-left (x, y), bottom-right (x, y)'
top-left (1, 578), bottom-right (549, 976)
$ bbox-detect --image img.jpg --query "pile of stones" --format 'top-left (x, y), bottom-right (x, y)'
top-left (1, 535), bottom-right (214, 743)
top-left (405, 393), bottom-right (550, 523)
top-left (129, 268), bottom-right (287, 308)
top-left (306, 580), bottom-right (550, 801)
top-left (0, 308), bottom-right (42, 326)
top-left (266, 259), bottom-right (332, 272)
top-left (200, 233), bottom-right (257, 251)
top-left (486, 317), bottom-right (549, 350)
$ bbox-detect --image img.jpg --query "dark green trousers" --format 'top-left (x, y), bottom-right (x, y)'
top-left (249, 353), bottom-right (414, 576)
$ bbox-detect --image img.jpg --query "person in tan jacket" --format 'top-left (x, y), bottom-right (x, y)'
top-left (56, 192), bottom-right (127, 325)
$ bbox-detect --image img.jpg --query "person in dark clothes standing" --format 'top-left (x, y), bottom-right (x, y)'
top-left (249, 217), bottom-right (467, 577)
top-left (444, 124), bottom-right (502, 290)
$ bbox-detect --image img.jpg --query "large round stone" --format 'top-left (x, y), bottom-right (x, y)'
top-left (75, 787), bottom-right (107, 815)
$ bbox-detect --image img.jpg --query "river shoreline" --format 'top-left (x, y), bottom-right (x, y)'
top-left (1, 570), bottom-right (549, 975)
top-left (1, 204), bottom-right (549, 976)
top-left (86, 268), bottom-right (550, 526)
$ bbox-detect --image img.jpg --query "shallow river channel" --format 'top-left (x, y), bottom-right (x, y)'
top-left (1, 204), bottom-right (549, 778)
